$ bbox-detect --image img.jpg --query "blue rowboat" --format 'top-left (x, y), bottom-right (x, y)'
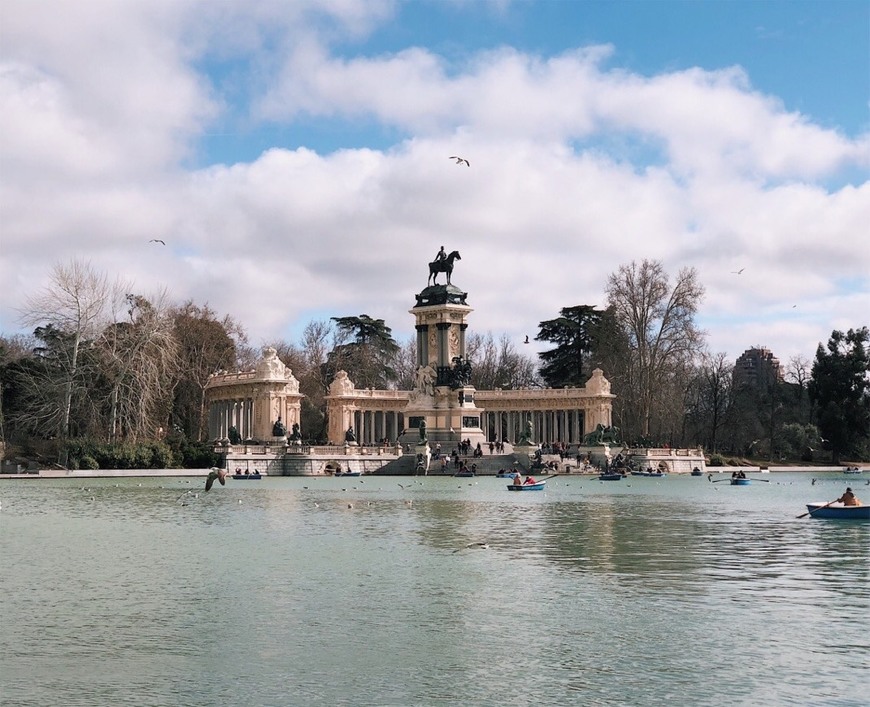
top-left (805, 503), bottom-right (870, 520)
top-left (232, 473), bottom-right (261, 480)
top-left (730, 478), bottom-right (751, 486)
top-left (507, 481), bottom-right (546, 491)
top-left (599, 473), bottom-right (623, 481)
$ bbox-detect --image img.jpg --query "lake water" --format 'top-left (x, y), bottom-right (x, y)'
top-left (1, 472), bottom-right (868, 706)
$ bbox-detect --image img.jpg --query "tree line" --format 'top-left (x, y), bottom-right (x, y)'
top-left (1, 259), bottom-right (867, 469)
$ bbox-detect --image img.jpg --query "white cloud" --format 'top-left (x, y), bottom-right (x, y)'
top-left (1, 2), bottom-right (867, 369)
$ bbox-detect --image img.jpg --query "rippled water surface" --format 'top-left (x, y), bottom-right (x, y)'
top-left (2, 472), bottom-right (868, 706)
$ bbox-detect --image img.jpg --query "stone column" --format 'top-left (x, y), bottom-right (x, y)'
top-left (416, 324), bottom-right (428, 367)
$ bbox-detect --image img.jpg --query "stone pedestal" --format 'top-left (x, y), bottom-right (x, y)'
top-left (577, 444), bottom-right (620, 468)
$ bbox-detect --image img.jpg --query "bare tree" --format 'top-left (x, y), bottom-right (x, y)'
top-left (19, 261), bottom-right (120, 462)
top-left (99, 291), bottom-right (178, 443)
top-left (393, 337), bottom-right (418, 392)
top-left (785, 354), bottom-right (812, 423)
top-left (467, 332), bottom-right (540, 390)
top-left (170, 302), bottom-right (238, 440)
top-left (605, 259), bottom-right (705, 442)
top-left (686, 351), bottom-right (733, 451)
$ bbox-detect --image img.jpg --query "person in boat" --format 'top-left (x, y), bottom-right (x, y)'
top-left (513, 471), bottom-right (523, 486)
top-left (836, 488), bottom-right (861, 506)
top-left (523, 475), bottom-right (537, 485)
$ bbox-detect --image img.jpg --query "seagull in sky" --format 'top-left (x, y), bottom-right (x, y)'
top-left (731, 268), bottom-right (744, 274)
top-left (449, 156), bottom-right (470, 166)
top-left (149, 239), bottom-right (166, 245)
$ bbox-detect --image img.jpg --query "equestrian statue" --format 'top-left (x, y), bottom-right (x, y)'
top-left (428, 247), bottom-right (461, 286)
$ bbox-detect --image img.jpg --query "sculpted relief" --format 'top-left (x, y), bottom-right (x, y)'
top-left (330, 370), bottom-right (355, 396)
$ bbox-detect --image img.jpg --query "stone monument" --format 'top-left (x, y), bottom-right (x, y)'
top-left (403, 248), bottom-right (486, 448)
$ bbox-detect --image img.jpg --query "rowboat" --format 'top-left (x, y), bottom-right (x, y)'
top-left (843, 467), bottom-right (863, 474)
top-left (631, 471), bottom-right (667, 477)
top-left (805, 503), bottom-right (870, 520)
top-left (690, 468), bottom-right (704, 476)
top-left (454, 471), bottom-right (476, 477)
top-left (730, 478), bottom-right (751, 486)
top-left (507, 481), bottom-right (546, 491)
top-left (598, 473), bottom-right (623, 481)
top-left (336, 470), bottom-right (361, 477)
top-left (232, 472), bottom-right (261, 480)
top-left (496, 472), bottom-right (518, 478)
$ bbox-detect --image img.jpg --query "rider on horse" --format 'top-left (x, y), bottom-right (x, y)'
top-left (428, 247), bottom-right (460, 286)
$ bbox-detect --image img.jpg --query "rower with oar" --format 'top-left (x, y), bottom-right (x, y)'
top-left (797, 487), bottom-right (862, 518)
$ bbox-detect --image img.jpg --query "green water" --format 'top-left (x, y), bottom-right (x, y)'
top-left (1, 473), bottom-right (868, 706)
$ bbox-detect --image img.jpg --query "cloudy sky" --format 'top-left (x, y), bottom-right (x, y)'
top-left (1, 0), bottom-right (868, 368)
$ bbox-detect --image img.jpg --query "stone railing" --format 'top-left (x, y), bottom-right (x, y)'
top-left (207, 370), bottom-right (258, 385)
top-left (628, 448), bottom-right (704, 457)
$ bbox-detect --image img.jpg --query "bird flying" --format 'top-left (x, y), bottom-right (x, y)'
top-left (449, 156), bottom-right (470, 166)
top-left (524, 335), bottom-right (530, 344)
top-left (731, 268), bottom-right (744, 274)
top-left (205, 468), bottom-right (228, 491)
top-left (149, 239), bottom-right (166, 245)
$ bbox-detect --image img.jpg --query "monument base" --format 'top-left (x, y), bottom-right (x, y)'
top-left (576, 444), bottom-right (622, 468)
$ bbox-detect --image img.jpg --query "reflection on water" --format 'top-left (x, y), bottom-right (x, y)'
top-left (1, 473), bottom-right (868, 706)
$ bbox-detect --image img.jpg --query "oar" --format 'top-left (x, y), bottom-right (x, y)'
top-left (527, 473), bottom-right (559, 483)
top-left (797, 499), bottom-right (837, 519)
top-left (711, 478), bottom-right (730, 483)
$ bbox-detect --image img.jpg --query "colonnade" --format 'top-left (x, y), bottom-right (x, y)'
top-left (209, 398), bottom-right (255, 441)
top-left (481, 409), bottom-right (585, 445)
top-left (349, 409), bottom-right (405, 445)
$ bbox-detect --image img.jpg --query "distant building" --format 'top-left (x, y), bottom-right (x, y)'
top-left (733, 347), bottom-right (783, 389)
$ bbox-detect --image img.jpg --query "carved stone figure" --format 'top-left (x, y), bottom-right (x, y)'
top-left (289, 423), bottom-right (302, 442)
top-left (517, 419), bottom-right (534, 446)
top-left (449, 356), bottom-right (472, 388)
top-left (272, 417), bottom-right (287, 437)
top-left (228, 426), bottom-right (241, 445)
top-left (345, 426), bottom-right (356, 443)
top-left (582, 424), bottom-right (622, 446)
top-left (415, 364), bottom-right (435, 396)
top-left (418, 419), bottom-right (427, 441)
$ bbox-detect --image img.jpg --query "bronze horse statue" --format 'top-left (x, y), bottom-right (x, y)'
top-left (428, 250), bottom-right (461, 286)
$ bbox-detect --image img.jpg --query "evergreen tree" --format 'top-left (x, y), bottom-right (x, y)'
top-left (326, 315), bottom-right (400, 390)
top-left (536, 305), bottom-right (614, 388)
top-left (808, 327), bottom-right (870, 463)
